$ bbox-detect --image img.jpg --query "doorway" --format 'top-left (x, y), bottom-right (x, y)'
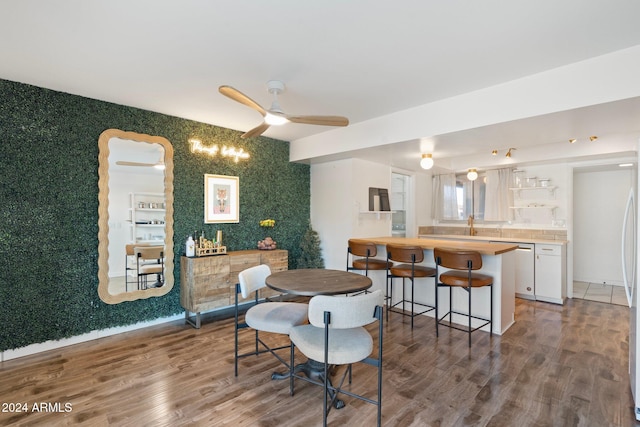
top-left (391, 173), bottom-right (410, 237)
top-left (573, 164), bottom-right (635, 304)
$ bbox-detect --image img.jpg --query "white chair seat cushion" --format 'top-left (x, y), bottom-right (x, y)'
top-left (245, 302), bottom-right (308, 334)
top-left (290, 324), bottom-right (373, 365)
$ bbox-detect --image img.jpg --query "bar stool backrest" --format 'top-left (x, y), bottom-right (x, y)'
top-left (135, 246), bottom-right (164, 261)
top-left (434, 248), bottom-right (483, 270)
top-left (348, 240), bottom-right (378, 258)
top-left (126, 244), bottom-right (136, 257)
top-left (386, 244), bottom-right (424, 263)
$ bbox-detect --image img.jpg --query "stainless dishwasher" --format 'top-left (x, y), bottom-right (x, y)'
top-left (492, 242), bottom-right (535, 300)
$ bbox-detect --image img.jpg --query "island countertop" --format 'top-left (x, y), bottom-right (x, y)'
top-left (417, 234), bottom-right (568, 246)
top-left (349, 236), bottom-right (518, 255)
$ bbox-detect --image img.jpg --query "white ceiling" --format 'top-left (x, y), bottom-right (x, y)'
top-left (2, 1), bottom-right (640, 171)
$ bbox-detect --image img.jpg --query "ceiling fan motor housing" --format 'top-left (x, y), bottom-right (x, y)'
top-left (267, 80), bottom-right (285, 95)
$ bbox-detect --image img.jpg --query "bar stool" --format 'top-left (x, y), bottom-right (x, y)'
top-left (347, 239), bottom-right (391, 277)
top-left (434, 247), bottom-right (493, 347)
top-left (386, 244), bottom-right (436, 328)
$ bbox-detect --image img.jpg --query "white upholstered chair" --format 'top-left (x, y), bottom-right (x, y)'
top-left (234, 264), bottom-right (308, 377)
top-left (289, 290), bottom-right (384, 427)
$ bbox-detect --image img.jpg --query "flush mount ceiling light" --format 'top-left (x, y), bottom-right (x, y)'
top-left (590, 136), bottom-right (598, 141)
top-left (505, 148), bottom-right (516, 158)
top-left (420, 153), bottom-right (434, 169)
top-left (569, 138), bottom-right (577, 144)
top-left (467, 168), bottom-right (478, 181)
top-left (491, 150), bottom-right (498, 155)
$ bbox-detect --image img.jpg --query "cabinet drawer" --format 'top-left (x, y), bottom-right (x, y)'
top-left (260, 249), bottom-right (289, 272)
top-left (535, 244), bottom-right (561, 256)
top-left (229, 253), bottom-right (261, 272)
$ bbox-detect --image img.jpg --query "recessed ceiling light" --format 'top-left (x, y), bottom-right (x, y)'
top-left (589, 136), bottom-right (598, 141)
top-left (569, 138), bottom-right (577, 144)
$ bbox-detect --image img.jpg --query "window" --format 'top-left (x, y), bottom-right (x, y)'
top-left (433, 168), bottom-right (512, 222)
top-left (456, 173), bottom-right (485, 221)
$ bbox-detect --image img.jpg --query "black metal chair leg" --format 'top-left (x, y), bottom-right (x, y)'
top-left (468, 285), bottom-right (472, 348)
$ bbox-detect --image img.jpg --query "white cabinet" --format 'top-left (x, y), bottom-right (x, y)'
top-left (129, 192), bottom-right (166, 244)
top-left (535, 243), bottom-right (566, 304)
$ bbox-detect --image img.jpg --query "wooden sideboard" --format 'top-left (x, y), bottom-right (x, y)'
top-left (180, 249), bottom-right (288, 328)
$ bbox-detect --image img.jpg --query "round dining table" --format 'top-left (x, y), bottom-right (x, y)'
top-left (265, 268), bottom-right (372, 296)
top-left (265, 268), bottom-right (373, 409)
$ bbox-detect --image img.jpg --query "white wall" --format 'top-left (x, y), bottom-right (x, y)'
top-left (310, 157), bottom-right (438, 271)
top-left (310, 159), bottom-right (354, 270)
top-left (573, 167), bottom-right (635, 285)
top-left (509, 164), bottom-right (570, 227)
top-left (311, 158), bottom-right (393, 269)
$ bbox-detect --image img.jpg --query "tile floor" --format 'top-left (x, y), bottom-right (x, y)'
top-left (572, 281), bottom-right (629, 306)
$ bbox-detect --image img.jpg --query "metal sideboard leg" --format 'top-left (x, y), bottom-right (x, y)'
top-left (185, 310), bottom-right (201, 329)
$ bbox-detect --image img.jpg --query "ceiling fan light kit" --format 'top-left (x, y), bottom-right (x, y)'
top-left (218, 80), bottom-right (349, 138)
top-left (116, 159), bottom-right (164, 168)
top-left (264, 112), bottom-right (288, 126)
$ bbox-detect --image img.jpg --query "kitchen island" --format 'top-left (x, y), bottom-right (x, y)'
top-left (349, 236), bottom-right (518, 335)
top-left (419, 233), bottom-right (568, 304)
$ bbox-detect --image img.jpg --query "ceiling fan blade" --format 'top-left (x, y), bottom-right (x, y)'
top-left (286, 115), bottom-right (349, 127)
top-left (116, 161), bottom-right (156, 167)
top-left (219, 85), bottom-right (266, 116)
top-left (241, 122), bottom-right (271, 139)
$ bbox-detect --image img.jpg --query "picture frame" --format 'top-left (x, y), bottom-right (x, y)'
top-left (204, 174), bottom-right (239, 223)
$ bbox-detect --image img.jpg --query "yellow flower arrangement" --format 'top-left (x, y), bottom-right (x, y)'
top-left (259, 219), bottom-right (275, 228)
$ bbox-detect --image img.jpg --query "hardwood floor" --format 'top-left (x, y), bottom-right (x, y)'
top-left (1, 298), bottom-right (638, 426)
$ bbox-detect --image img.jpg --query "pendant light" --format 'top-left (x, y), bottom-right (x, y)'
top-left (467, 168), bottom-right (478, 181)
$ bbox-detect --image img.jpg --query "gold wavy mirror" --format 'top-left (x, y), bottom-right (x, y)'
top-left (97, 129), bottom-right (174, 304)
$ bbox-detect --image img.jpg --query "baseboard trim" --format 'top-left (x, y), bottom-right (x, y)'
top-left (1, 313), bottom-right (184, 362)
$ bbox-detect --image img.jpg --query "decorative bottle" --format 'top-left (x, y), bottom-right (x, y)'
top-left (186, 235), bottom-right (195, 257)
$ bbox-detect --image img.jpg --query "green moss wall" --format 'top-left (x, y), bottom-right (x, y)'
top-left (0, 79), bottom-right (310, 351)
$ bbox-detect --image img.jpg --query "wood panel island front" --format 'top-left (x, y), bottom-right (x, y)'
top-left (349, 237), bottom-right (518, 335)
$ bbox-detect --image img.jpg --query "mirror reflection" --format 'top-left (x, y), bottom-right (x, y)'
top-left (98, 129), bottom-right (174, 304)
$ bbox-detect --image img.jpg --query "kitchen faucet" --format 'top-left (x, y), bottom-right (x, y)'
top-left (468, 215), bottom-right (476, 236)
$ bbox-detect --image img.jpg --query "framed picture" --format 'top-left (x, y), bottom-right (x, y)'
top-left (204, 174), bottom-right (239, 223)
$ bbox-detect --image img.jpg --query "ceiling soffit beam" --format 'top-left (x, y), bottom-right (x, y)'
top-left (290, 45), bottom-right (640, 163)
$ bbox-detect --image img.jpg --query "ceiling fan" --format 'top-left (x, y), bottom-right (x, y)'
top-left (218, 80), bottom-right (349, 138)
top-left (116, 159), bottom-right (165, 170)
